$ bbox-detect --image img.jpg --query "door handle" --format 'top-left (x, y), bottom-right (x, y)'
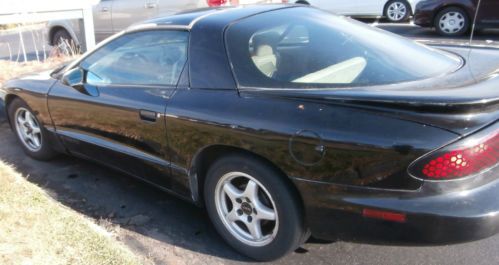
top-left (139, 110), bottom-right (157, 122)
top-left (101, 7), bottom-right (109, 12)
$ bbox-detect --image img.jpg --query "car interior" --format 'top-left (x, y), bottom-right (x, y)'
top-left (250, 24), bottom-right (369, 85)
top-left (248, 22), bottom-right (434, 87)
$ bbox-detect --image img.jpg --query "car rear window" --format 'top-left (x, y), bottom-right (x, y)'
top-left (225, 7), bottom-right (462, 89)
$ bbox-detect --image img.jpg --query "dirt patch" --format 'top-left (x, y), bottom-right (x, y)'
top-left (0, 161), bottom-right (152, 265)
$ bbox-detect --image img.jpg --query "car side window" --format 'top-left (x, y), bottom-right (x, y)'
top-left (80, 30), bottom-right (188, 86)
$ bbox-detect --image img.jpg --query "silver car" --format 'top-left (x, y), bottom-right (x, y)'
top-left (46, 0), bottom-right (212, 50)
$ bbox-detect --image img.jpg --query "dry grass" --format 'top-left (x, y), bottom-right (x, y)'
top-left (0, 56), bottom-right (73, 85)
top-left (0, 161), bottom-right (145, 265)
top-left (0, 24), bottom-right (17, 30)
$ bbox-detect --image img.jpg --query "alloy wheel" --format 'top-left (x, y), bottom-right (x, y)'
top-left (387, 2), bottom-right (407, 22)
top-left (214, 171), bottom-right (278, 247)
top-left (15, 108), bottom-right (42, 152)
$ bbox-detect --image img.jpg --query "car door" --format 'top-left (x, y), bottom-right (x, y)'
top-left (47, 30), bottom-right (189, 192)
top-left (476, 0), bottom-right (499, 27)
top-left (93, 0), bottom-right (114, 43)
top-left (111, 0), bottom-right (159, 33)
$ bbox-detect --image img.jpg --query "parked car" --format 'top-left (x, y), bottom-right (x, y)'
top-left (295, 0), bottom-right (423, 22)
top-left (5, 5), bottom-right (499, 261)
top-left (47, 0), bottom-right (212, 49)
top-left (414, 0), bottom-right (499, 36)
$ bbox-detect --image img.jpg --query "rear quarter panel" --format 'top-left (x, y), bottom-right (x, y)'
top-left (165, 87), bottom-right (460, 195)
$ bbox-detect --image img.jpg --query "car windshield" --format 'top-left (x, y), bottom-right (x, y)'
top-left (226, 7), bottom-right (463, 89)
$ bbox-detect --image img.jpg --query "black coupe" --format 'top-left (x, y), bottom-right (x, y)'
top-left (1, 5), bottom-right (499, 261)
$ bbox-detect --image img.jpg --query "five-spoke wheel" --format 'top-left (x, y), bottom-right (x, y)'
top-left (205, 154), bottom-right (308, 261)
top-left (8, 98), bottom-right (56, 160)
top-left (215, 172), bottom-right (278, 247)
top-left (15, 107), bottom-right (42, 152)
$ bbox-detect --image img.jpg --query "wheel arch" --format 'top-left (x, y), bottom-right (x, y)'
top-left (3, 94), bottom-right (22, 126)
top-left (49, 26), bottom-right (67, 45)
top-left (189, 144), bottom-right (306, 213)
top-left (48, 24), bottom-right (79, 46)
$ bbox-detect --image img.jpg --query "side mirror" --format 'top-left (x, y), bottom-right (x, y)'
top-left (61, 67), bottom-right (99, 97)
top-left (61, 67), bottom-right (84, 88)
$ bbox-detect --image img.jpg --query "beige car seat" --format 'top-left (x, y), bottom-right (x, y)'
top-left (252, 44), bottom-right (278, 77)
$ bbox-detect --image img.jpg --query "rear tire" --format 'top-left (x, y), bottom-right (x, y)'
top-left (204, 154), bottom-right (306, 261)
top-left (434, 7), bottom-right (470, 36)
top-left (8, 98), bottom-right (57, 160)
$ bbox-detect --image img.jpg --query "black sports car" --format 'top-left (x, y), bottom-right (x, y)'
top-left (1, 5), bottom-right (499, 261)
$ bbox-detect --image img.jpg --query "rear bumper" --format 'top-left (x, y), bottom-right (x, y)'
top-left (293, 166), bottom-right (499, 244)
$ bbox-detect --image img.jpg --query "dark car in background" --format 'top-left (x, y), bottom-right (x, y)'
top-left (2, 5), bottom-right (499, 261)
top-left (414, 0), bottom-right (499, 36)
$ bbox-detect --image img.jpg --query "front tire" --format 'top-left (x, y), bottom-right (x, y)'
top-left (434, 7), bottom-right (470, 36)
top-left (385, 0), bottom-right (411, 22)
top-left (204, 154), bottom-right (306, 261)
top-left (8, 99), bottom-right (57, 160)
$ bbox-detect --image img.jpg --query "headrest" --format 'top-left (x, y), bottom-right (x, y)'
top-left (255, 45), bottom-right (274, 57)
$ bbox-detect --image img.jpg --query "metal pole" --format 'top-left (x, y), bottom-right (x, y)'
top-left (18, 23), bottom-right (27, 63)
top-left (82, 6), bottom-right (95, 52)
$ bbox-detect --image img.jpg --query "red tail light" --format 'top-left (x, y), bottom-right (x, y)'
top-left (409, 123), bottom-right (499, 180)
top-left (207, 0), bottom-right (227, 6)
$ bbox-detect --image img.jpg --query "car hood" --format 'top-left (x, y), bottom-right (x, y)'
top-left (2, 69), bottom-right (58, 99)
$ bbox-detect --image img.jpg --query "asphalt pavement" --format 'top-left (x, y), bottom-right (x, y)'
top-left (0, 27), bottom-right (51, 62)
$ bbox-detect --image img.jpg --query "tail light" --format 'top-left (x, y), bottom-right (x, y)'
top-left (207, 0), bottom-right (227, 6)
top-left (206, 0), bottom-right (239, 6)
top-left (409, 122), bottom-right (499, 180)
top-left (207, 0), bottom-right (285, 6)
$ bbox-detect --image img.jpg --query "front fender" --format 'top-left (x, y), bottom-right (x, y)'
top-left (2, 70), bottom-right (57, 130)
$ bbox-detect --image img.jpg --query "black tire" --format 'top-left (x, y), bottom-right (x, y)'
top-left (52, 29), bottom-right (73, 46)
top-left (384, 0), bottom-right (411, 22)
top-left (52, 29), bottom-right (78, 55)
top-left (295, 1), bottom-right (310, 5)
top-left (8, 98), bottom-right (57, 160)
top-left (204, 154), bottom-right (307, 261)
top-left (434, 7), bottom-right (470, 36)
